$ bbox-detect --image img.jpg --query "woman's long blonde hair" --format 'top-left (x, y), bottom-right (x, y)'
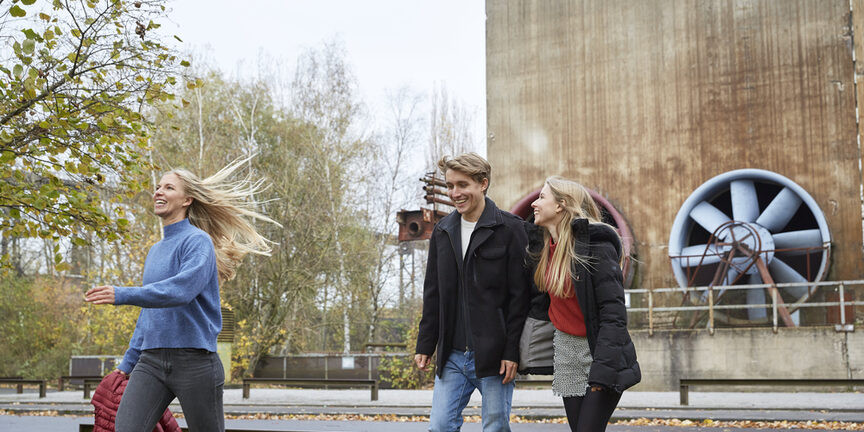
top-left (169, 157), bottom-right (280, 282)
top-left (533, 177), bottom-right (617, 298)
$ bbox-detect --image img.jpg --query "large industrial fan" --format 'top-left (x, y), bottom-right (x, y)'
top-left (667, 169), bottom-right (831, 326)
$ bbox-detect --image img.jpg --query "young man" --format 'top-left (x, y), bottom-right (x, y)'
top-left (415, 152), bottom-right (530, 432)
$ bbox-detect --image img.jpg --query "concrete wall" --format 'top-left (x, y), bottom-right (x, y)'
top-left (486, 0), bottom-right (864, 291)
top-left (631, 326), bottom-right (864, 390)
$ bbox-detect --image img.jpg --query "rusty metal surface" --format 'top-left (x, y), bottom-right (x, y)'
top-left (486, 0), bottom-right (863, 292)
top-left (396, 208), bottom-right (448, 242)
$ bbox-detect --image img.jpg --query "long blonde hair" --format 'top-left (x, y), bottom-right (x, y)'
top-left (533, 177), bottom-right (616, 298)
top-left (169, 157), bottom-right (280, 282)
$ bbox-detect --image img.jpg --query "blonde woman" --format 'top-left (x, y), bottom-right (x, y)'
top-left (85, 158), bottom-right (277, 432)
top-left (529, 177), bottom-right (640, 432)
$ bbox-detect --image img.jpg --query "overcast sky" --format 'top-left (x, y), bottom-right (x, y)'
top-left (164, 0), bottom-right (487, 150)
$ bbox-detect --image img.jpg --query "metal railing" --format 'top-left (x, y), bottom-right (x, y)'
top-left (625, 279), bottom-right (862, 335)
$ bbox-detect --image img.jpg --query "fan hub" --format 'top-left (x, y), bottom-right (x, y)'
top-left (713, 221), bottom-right (775, 275)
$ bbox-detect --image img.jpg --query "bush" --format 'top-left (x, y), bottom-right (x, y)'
top-left (377, 310), bottom-right (435, 389)
top-left (0, 276), bottom-right (137, 379)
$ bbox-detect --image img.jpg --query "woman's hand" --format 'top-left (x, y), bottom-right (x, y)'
top-left (85, 285), bottom-right (116, 305)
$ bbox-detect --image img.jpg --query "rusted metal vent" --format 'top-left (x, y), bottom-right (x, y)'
top-left (218, 307), bottom-right (235, 342)
top-left (509, 188), bottom-right (636, 289)
top-left (668, 169), bottom-right (832, 326)
top-left (396, 208), bottom-right (448, 241)
top-left (396, 173), bottom-right (452, 242)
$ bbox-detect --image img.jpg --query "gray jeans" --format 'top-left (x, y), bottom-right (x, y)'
top-left (116, 348), bottom-right (224, 432)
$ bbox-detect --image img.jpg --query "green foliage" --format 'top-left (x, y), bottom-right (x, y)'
top-left (0, 8), bottom-right (429, 380)
top-left (0, 0), bottom-right (184, 272)
top-left (0, 275), bottom-right (141, 379)
top-left (80, 302), bottom-right (138, 355)
top-left (0, 276), bottom-right (79, 378)
top-left (377, 310), bottom-right (435, 389)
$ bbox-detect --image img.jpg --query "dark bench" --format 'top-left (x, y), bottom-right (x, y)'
top-left (679, 378), bottom-right (864, 405)
top-left (82, 378), bottom-right (104, 399)
top-left (0, 377), bottom-right (46, 398)
top-left (515, 379), bottom-right (553, 387)
top-left (242, 377), bottom-right (378, 400)
top-left (59, 375), bottom-right (104, 391)
top-left (0, 377), bottom-right (23, 394)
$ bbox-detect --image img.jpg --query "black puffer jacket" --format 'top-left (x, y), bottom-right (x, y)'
top-left (528, 218), bottom-right (641, 392)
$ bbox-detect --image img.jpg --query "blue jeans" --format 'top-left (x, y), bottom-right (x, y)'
top-left (429, 350), bottom-right (514, 432)
top-left (116, 348), bottom-right (224, 432)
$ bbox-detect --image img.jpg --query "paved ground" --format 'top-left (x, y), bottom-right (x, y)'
top-left (1, 386), bottom-right (862, 430)
top-left (0, 415), bottom-right (814, 431)
top-left (2, 386), bottom-right (862, 421)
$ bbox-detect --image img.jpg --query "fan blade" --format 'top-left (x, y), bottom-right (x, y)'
top-left (676, 244), bottom-right (723, 266)
top-left (746, 273), bottom-right (768, 320)
top-left (755, 187), bottom-right (802, 232)
top-left (718, 267), bottom-right (739, 297)
top-left (690, 201), bottom-right (730, 234)
top-left (791, 310), bottom-right (801, 326)
top-left (773, 229), bottom-right (823, 255)
top-left (730, 180), bottom-right (759, 222)
top-left (768, 258), bottom-right (809, 299)
top-left (701, 267), bottom-right (738, 301)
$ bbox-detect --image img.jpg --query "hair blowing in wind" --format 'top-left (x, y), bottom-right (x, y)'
top-left (169, 157), bottom-right (281, 282)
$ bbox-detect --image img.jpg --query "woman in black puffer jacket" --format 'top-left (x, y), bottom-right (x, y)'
top-left (528, 176), bottom-right (640, 432)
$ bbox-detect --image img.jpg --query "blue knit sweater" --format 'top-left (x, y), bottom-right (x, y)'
top-left (115, 218), bottom-right (221, 373)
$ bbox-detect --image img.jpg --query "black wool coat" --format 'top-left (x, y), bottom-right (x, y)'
top-left (529, 219), bottom-right (642, 392)
top-left (415, 197), bottom-right (531, 378)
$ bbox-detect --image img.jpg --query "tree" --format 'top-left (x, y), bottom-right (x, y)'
top-left (289, 41), bottom-right (368, 355)
top-left (354, 87), bottom-right (425, 343)
top-left (426, 83), bottom-right (476, 169)
top-left (0, 0), bottom-right (184, 272)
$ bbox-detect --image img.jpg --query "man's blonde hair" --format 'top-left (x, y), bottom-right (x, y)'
top-left (437, 152), bottom-right (491, 194)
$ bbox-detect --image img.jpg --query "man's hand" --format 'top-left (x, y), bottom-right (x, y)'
top-left (500, 360), bottom-right (518, 384)
top-left (84, 285), bottom-right (116, 305)
top-left (414, 354), bottom-right (431, 371)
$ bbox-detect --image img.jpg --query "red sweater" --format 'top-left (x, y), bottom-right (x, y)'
top-left (547, 240), bottom-right (587, 337)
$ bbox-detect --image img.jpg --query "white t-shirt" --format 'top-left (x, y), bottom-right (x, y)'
top-left (460, 217), bottom-right (477, 259)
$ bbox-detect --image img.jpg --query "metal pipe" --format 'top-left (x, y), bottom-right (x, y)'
top-left (626, 300), bottom-right (862, 313)
top-left (421, 176), bottom-right (447, 188)
top-left (648, 290), bottom-right (654, 336)
top-left (772, 288), bottom-right (778, 334)
top-left (625, 279), bottom-right (864, 294)
top-left (708, 287), bottom-right (714, 335)
top-left (623, 280), bottom-right (863, 329)
top-left (425, 195), bottom-right (454, 207)
top-left (423, 185), bottom-right (449, 197)
top-left (840, 282), bottom-right (846, 325)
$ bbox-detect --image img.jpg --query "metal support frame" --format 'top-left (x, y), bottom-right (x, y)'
top-left (627, 279), bottom-right (862, 334)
